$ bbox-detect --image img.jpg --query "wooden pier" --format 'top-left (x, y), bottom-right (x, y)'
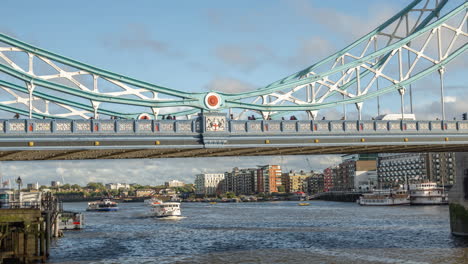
top-left (0, 192), bottom-right (61, 263)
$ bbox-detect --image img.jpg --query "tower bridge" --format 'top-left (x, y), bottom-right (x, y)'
top-left (0, 0), bottom-right (467, 235)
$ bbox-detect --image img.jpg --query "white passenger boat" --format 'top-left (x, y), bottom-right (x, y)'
top-left (151, 202), bottom-right (182, 219)
top-left (86, 199), bottom-right (119, 211)
top-left (409, 182), bottom-right (448, 205)
top-left (358, 189), bottom-right (410, 206)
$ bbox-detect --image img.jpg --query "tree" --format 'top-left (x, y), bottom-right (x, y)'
top-left (86, 182), bottom-right (105, 191)
top-left (61, 184), bottom-right (71, 190)
top-left (71, 184), bottom-right (81, 191)
top-left (225, 192), bottom-right (236, 199)
top-left (109, 189), bottom-right (119, 196)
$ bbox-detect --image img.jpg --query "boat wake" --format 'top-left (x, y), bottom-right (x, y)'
top-left (156, 216), bottom-right (186, 221)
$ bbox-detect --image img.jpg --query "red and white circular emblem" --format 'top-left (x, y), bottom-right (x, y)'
top-left (138, 113), bottom-right (152, 120)
top-left (204, 92), bottom-right (222, 109)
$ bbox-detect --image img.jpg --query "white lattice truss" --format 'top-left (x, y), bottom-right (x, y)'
top-left (0, 0), bottom-right (466, 120)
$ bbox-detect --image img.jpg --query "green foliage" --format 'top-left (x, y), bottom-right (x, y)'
top-left (86, 182), bottom-right (105, 191)
top-left (108, 189), bottom-right (119, 196)
top-left (174, 185), bottom-right (195, 194)
top-left (225, 192), bottom-right (236, 199)
top-left (71, 184), bottom-right (81, 190)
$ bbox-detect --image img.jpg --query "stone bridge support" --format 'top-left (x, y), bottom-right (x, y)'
top-left (449, 152), bottom-right (468, 236)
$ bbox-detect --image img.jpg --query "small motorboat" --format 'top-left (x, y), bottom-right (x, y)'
top-left (298, 203), bottom-right (310, 206)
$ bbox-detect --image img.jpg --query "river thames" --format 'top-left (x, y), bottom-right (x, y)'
top-left (50, 201), bottom-right (468, 264)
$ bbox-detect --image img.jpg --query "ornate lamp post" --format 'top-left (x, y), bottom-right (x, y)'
top-left (15, 176), bottom-right (22, 205)
top-left (16, 176), bottom-right (22, 192)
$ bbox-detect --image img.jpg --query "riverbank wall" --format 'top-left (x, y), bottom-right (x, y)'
top-left (313, 191), bottom-right (363, 202)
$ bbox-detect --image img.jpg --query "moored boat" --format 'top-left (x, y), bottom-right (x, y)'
top-left (86, 198), bottom-right (119, 211)
top-left (358, 189), bottom-right (410, 206)
top-left (409, 182), bottom-right (448, 205)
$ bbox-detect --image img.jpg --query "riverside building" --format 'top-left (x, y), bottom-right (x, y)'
top-left (195, 173), bottom-right (225, 196)
top-left (323, 167), bottom-right (334, 192)
top-left (282, 170), bottom-right (311, 193)
top-left (165, 180), bottom-right (185, 188)
top-left (305, 172), bottom-right (325, 194)
top-left (377, 153), bottom-right (456, 188)
top-left (27, 183), bottom-right (39, 190)
top-left (254, 165), bottom-right (282, 193)
top-left (223, 167), bottom-right (256, 195)
top-left (105, 183), bottom-right (130, 190)
top-left (334, 154), bottom-right (377, 191)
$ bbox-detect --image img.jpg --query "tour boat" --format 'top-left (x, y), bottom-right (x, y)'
top-left (86, 199), bottom-right (119, 211)
top-left (151, 202), bottom-right (182, 218)
top-left (358, 189), bottom-right (410, 206)
top-left (409, 182), bottom-right (448, 205)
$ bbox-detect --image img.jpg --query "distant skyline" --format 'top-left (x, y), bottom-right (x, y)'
top-left (0, 0), bottom-right (466, 185)
top-left (0, 155), bottom-right (342, 186)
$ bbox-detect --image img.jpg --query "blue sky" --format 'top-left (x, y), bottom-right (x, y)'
top-left (0, 0), bottom-right (466, 185)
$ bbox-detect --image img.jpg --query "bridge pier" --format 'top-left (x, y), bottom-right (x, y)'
top-left (449, 152), bottom-right (468, 236)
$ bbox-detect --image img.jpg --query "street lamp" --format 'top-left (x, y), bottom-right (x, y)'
top-left (16, 176), bottom-right (22, 191)
top-left (15, 176), bottom-right (22, 206)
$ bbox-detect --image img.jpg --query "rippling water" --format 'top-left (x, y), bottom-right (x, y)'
top-left (50, 201), bottom-right (468, 264)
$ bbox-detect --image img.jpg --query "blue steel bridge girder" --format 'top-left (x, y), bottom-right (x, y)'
top-left (0, 1), bottom-right (465, 120)
top-left (0, 115), bottom-right (466, 160)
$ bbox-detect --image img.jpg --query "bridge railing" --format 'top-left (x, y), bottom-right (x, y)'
top-left (228, 120), bottom-right (468, 134)
top-left (0, 119), bottom-right (466, 135)
top-left (0, 119), bottom-right (199, 135)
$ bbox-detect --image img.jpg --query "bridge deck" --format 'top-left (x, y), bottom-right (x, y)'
top-left (0, 117), bottom-right (465, 160)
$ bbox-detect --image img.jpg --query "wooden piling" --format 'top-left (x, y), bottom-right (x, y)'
top-left (0, 209), bottom-right (49, 263)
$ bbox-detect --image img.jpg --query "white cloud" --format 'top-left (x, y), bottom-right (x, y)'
top-left (287, 0), bottom-right (398, 40)
top-left (214, 44), bottom-right (275, 72)
top-left (101, 24), bottom-right (183, 58)
top-left (286, 36), bottom-right (336, 68)
top-left (444, 96), bottom-right (457, 103)
top-left (413, 93), bottom-right (467, 120)
top-left (205, 77), bottom-right (255, 93)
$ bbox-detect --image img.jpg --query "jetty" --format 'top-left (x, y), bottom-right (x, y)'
top-left (0, 190), bottom-right (62, 263)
